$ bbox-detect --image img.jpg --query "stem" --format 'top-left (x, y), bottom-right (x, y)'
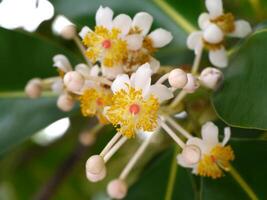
top-left (229, 165), bottom-right (259, 200)
top-left (165, 116), bottom-right (192, 139)
top-left (191, 46), bottom-right (203, 75)
top-left (153, 0), bottom-right (196, 33)
top-left (73, 36), bottom-right (91, 67)
top-left (156, 73), bottom-right (170, 84)
top-left (33, 143), bottom-right (87, 200)
top-left (164, 146), bottom-right (178, 200)
top-left (103, 137), bottom-right (128, 162)
top-left (160, 120), bottom-right (185, 148)
top-left (169, 90), bottom-right (187, 108)
top-left (119, 135), bottom-right (153, 180)
top-left (100, 132), bottom-right (122, 157)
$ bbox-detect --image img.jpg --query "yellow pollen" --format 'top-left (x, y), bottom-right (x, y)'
top-left (105, 86), bottom-right (160, 138)
top-left (211, 13), bottom-right (235, 34)
top-left (79, 88), bottom-right (112, 124)
top-left (83, 26), bottom-right (128, 67)
top-left (202, 38), bottom-right (225, 51)
top-left (197, 145), bottom-right (235, 179)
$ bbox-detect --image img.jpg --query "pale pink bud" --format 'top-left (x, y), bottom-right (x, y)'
top-left (168, 69), bottom-right (188, 88)
top-left (181, 145), bottom-right (201, 165)
top-left (107, 179), bottom-right (128, 199)
top-left (63, 71), bottom-right (85, 93)
top-left (57, 94), bottom-right (75, 112)
top-left (79, 132), bottom-right (96, 146)
top-left (86, 168), bottom-right (106, 182)
top-left (25, 78), bottom-right (42, 99)
top-left (199, 67), bottom-right (223, 90)
top-left (86, 155), bottom-right (105, 175)
top-left (183, 74), bottom-right (199, 93)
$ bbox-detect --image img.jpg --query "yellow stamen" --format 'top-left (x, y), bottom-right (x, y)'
top-left (80, 88), bottom-right (112, 124)
top-left (197, 145), bottom-right (235, 179)
top-left (83, 26), bottom-right (128, 67)
top-left (203, 39), bottom-right (225, 51)
top-left (105, 86), bottom-right (159, 138)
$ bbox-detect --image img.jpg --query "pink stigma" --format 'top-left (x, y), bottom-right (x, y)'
top-left (102, 39), bottom-right (112, 49)
top-left (129, 104), bottom-right (140, 115)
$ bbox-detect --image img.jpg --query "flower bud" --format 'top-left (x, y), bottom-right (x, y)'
top-left (183, 73), bottom-right (199, 93)
top-left (203, 24), bottom-right (224, 44)
top-left (86, 168), bottom-right (106, 182)
top-left (199, 67), bottom-right (223, 90)
top-left (57, 94), bottom-right (75, 112)
top-left (63, 71), bottom-right (85, 93)
top-left (25, 78), bottom-right (42, 99)
top-left (52, 15), bottom-right (76, 40)
top-left (107, 179), bottom-right (128, 199)
top-left (86, 155), bottom-right (105, 175)
top-left (168, 69), bottom-right (188, 88)
top-left (181, 145), bottom-right (201, 165)
top-left (79, 132), bottom-right (96, 146)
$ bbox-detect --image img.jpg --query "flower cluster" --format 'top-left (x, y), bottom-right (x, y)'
top-left (24, 1), bottom-right (252, 199)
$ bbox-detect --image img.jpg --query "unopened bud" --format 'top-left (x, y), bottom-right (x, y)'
top-left (199, 67), bottom-right (223, 90)
top-left (183, 73), bottom-right (199, 93)
top-left (107, 179), bottom-right (128, 199)
top-left (86, 155), bottom-right (105, 175)
top-left (86, 168), bottom-right (106, 182)
top-left (57, 94), bottom-right (75, 112)
top-left (25, 78), bottom-right (42, 99)
top-left (52, 15), bottom-right (76, 40)
top-left (181, 145), bottom-right (201, 165)
top-left (79, 132), bottom-right (96, 146)
top-left (63, 71), bottom-right (85, 93)
top-left (168, 68), bottom-right (188, 88)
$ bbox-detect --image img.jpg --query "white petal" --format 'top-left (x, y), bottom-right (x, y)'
top-left (205, 0), bottom-right (223, 19)
top-left (201, 122), bottom-right (219, 146)
top-left (101, 65), bottom-right (124, 80)
top-left (149, 84), bottom-right (173, 102)
top-left (53, 54), bottom-right (72, 72)
top-left (79, 26), bottom-right (91, 39)
top-left (198, 12), bottom-right (211, 30)
top-left (149, 57), bottom-right (160, 73)
top-left (176, 154), bottom-right (195, 168)
top-left (126, 34), bottom-right (143, 50)
top-left (186, 31), bottom-right (203, 54)
top-left (52, 15), bottom-right (74, 35)
top-left (209, 47), bottom-right (228, 68)
top-left (112, 14), bottom-right (132, 35)
top-left (133, 63), bottom-right (152, 95)
top-left (95, 6), bottom-right (113, 28)
top-left (90, 65), bottom-right (100, 77)
top-left (148, 28), bottom-right (173, 48)
top-left (75, 63), bottom-right (91, 77)
top-left (203, 24), bottom-right (224, 44)
top-left (132, 12), bottom-right (153, 36)
top-left (222, 127), bottom-right (231, 146)
top-left (111, 74), bottom-right (130, 93)
top-left (229, 20), bottom-right (252, 38)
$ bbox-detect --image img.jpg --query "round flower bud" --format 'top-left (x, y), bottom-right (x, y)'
top-left (203, 24), bottom-right (224, 44)
top-left (168, 68), bottom-right (188, 88)
top-left (25, 78), bottom-right (42, 99)
top-left (107, 179), bottom-right (128, 199)
top-left (181, 145), bottom-right (201, 165)
top-left (86, 155), bottom-right (105, 175)
top-left (79, 132), bottom-right (96, 146)
top-left (57, 94), bottom-right (75, 112)
top-left (86, 167), bottom-right (106, 182)
top-left (61, 25), bottom-right (76, 40)
top-left (52, 15), bottom-right (76, 40)
top-left (63, 71), bottom-right (85, 93)
top-left (183, 73), bottom-right (199, 93)
top-left (199, 67), bottom-right (223, 90)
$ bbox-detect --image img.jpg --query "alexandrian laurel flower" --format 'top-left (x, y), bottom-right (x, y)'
top-left (104, 63), bottom-right (173, 138)
top-left (187, 0), bottom-right (252, 68)
top-left (177, 121), bottom-right (234, 179)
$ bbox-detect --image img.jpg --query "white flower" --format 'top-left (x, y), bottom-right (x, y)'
top-left (105, 63), bottom-right (173, 138)
top-left (187, 0), bottom-right (252, 68)
top-left (177, 121), bottom-right (234, 179)
top-left (0, 0), bottom-right (54, 32)
top-left (53, 54), bottom-right (72, 73)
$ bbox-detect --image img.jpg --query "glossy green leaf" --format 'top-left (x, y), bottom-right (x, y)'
top-left (213, 24), bottom-right (267, 130)
top-left (0, 98), bottom-right (71, 154)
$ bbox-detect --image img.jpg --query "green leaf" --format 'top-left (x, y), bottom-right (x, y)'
top-left (212, 24), bottom-right (267, 130)
top-left (0, 97), bottom-right (70, 154)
